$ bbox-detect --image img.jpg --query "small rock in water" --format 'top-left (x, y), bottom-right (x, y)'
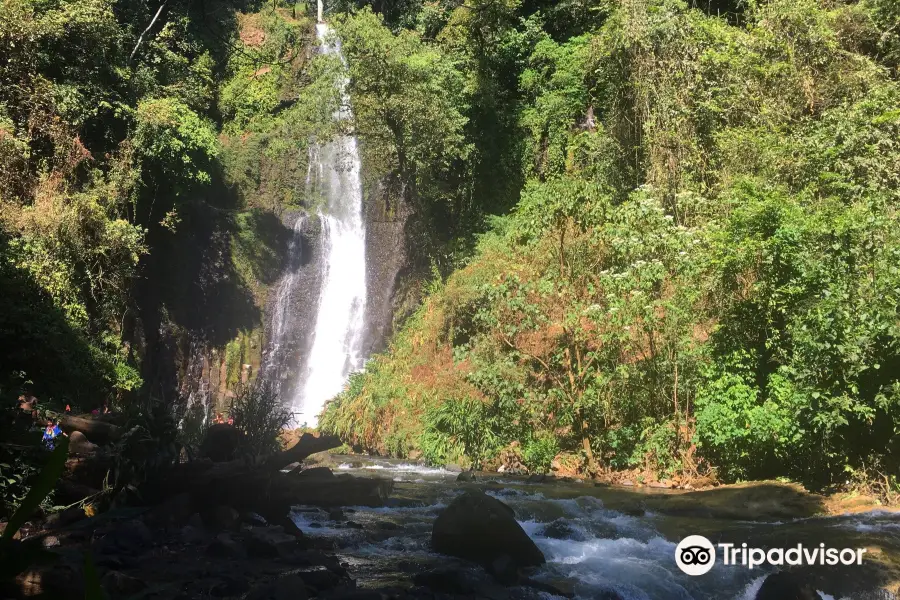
top-left (242, 511), bottom-right (268, 526)
top-left (245, 526), bottom-right (304, 558)
top-left (413, 568), bottom-right (476, 593)
top-left (280, 517), bottom-right (305, 538)
top-left (542, 520), bottom-right (576, 540)
top-left (327, 509), bottom-right (345, 521)
top-left (309, 522), bottom-right (322, 528)
top-left (374, 520), bottom-right (400, 531)
top-left (41, 536), bottom-right (60, 548)
top-left (527, 474), bottom-right (547, 483)
top-left (457, 471), bottom-right (477, 482)
top-left (289, 566), bottom-right (342, 592)
top-left (344, 521), bottom-right (363, 529)
top-left (755, 572), bottom-right (823, 600)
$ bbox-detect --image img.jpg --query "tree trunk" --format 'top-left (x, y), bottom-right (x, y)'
top-left (59, 416), bottom-right (122, 445)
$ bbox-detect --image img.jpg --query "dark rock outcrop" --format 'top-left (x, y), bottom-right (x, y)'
top-left (245, 573), bottom-right (309, 600)
top-left (456, 471), bottom-right (477, 482)
top-left (199, 424), bottom-right (242, 462)
top-left (542, 520), bottom-right (576, 540)
top-left (245, 526), bottom-right (306, 558)
top-left (431, 489), bottom-right (545, 568)
top-left (204, 505), bottom-right (240, 530)
top-left (101, 571), bottom-right (146, 597)
top-left (206, 532), bottom-right (247, 558)
top-left (94, 520), bottom-right (153, 556)
top-left (294, 466), bottom-right (336, 481)
top-left (755, 572), bottom-right (824, 600)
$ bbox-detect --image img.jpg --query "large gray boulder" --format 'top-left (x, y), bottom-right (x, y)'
top-left (431, 489), bottom-right (545, 568)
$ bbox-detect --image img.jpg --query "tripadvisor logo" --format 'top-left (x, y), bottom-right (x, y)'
top-left (675, 535), bottom-right (717, 576)
top-left (675, 535), bottom-right (868, 576)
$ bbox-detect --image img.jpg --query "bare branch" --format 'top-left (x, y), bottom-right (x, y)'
top-left (130, 0), bottom-right (169, 65)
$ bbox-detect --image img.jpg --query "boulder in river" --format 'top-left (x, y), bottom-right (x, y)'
top-left (432, 488), bottom-right (545, 568)
top-left (755, 572), bottom-right (823, 600)
top-left (294, 466), bottom-right (336, 480)
top-left (457, 471), bottom-right (477, 482)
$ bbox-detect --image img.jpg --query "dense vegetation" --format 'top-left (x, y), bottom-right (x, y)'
top-left (0, 0), bottom-right (341, 515)
top-left (320, 0), bottom-right (900, 489)
top-left (2, 0), bottom-right (899, 511)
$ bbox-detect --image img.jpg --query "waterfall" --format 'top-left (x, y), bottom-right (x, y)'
top-left (265, 214), bottom-right (307, 375)
top-left (292, 22), bottom-right (367, 427)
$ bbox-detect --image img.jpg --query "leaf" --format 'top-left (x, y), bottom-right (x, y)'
top-left (2, 437), bottom-right (69, 541)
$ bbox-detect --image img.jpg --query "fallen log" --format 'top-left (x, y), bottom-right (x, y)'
top-left (144, 432), bottom-right (348, 510)
top-left (59, 416), bottom-right (121, 445)
top-left (184, 434), bottom-right (391, 520)
top-left (268, 432), bottom-right (343, 471)
top-left (191, 471), bottom-right (394, 521)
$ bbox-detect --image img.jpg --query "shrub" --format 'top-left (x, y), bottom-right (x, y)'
top-left (522, 434), bottom-right (559, 474)
top-left (229, 380), bottom-right (292, 460)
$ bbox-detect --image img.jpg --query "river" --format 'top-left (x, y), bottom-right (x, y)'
top-left (289, 457), bottom-right (900, 599)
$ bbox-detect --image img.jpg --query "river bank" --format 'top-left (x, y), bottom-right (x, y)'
top-left (5, 451), bottom-right (900, 599)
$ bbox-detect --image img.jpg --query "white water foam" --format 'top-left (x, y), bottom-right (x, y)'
top-left (293, 23), bottom-right (367, 427)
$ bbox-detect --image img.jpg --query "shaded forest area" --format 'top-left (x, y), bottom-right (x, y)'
top-left (0, 0), bottom-right (341, 517)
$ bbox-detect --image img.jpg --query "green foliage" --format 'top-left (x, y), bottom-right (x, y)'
top-left (335, 5), bottom-right (480, 260)
top-left (522, 433), bottom-right (559, 473)
top-left (0, 454), bottom-right (43, 518)
top-left (229, 380), bottom-right (292, 459)
top-left (422, 396), bottom-right (501, 469)
top-left (3, 436), bottom-right (68, 540)
top-left (326, 0), bottom-right (900, 490)
top-left (133, 97), bottom-right (220, 188)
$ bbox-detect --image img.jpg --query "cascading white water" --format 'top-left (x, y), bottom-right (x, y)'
top-left (265, 214), bottom-right (307, 375)
top-left (293, 22), bottom-right (368, 427)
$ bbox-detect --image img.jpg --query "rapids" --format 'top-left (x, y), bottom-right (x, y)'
top-left (291, 458), bottom-right (900, 600)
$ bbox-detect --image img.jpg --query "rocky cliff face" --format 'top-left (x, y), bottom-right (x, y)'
top-left (362, 173), bottom-right (413, 357)
top-left (133, 170), bottom-right (420, 422)
top-left (260, 212), bottom-right (325, 403)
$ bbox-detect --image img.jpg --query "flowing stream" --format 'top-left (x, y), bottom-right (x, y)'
top-left (291, 459), bottom-right (900, 600)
